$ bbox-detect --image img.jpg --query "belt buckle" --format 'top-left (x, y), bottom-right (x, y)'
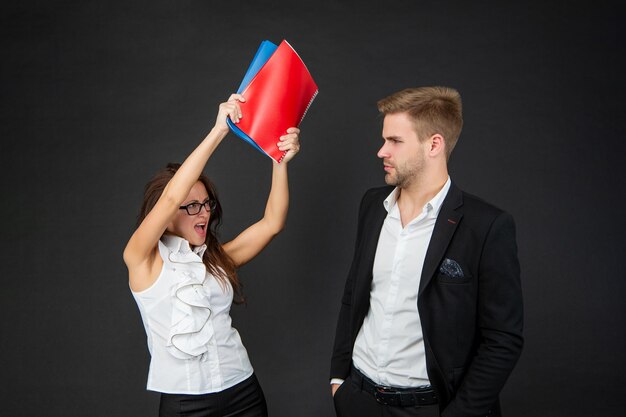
top-left (374, 386), bottom-right (395, 406)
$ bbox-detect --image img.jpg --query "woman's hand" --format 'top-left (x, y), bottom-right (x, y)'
top-left (214, 94), bottom-right (245, 135)
top-left (277, 127), bottom-right (301, 164)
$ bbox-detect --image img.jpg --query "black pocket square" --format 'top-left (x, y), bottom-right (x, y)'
top-left (439, 258), bottom-right (464, 278)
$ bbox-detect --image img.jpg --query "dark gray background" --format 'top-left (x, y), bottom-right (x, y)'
top-left (1, 1), bottom-right (624, 416)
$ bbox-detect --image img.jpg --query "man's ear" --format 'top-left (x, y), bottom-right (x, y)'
top-left (429, 133), bottom-right (446, 157)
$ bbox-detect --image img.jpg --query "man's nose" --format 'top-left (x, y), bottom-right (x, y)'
top-left (377, 142), bottom-right (389, 159)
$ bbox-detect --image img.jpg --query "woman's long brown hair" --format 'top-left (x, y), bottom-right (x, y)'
top-left (137, 163), bottom-right (243, 303)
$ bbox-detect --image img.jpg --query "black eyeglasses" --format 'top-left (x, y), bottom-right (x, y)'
top-left (179, 198), bottom-right (217, 215)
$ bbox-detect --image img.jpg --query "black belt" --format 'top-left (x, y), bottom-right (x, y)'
top-left (350, 368), bottom-right (438, 407)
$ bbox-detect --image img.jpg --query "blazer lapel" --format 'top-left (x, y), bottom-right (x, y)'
top-left (419, 183), bottom-right (464, 296)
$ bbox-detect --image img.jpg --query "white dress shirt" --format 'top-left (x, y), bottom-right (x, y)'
top-left (131, 235), bottom-right (253, 394)
top-left (349, 178), bottom-right (451, 388)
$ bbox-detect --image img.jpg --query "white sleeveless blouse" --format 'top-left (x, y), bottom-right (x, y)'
top-left (131, 235), bottom-right (253, 394)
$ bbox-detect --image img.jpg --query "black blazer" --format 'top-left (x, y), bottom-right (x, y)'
top-left (331, 183), bottom-right (523, 417)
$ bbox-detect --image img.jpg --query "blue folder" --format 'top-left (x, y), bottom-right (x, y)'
top-left (227, 41), bottom-right (278, 157)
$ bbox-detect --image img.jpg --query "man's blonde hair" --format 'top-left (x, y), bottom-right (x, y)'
top-left (377, 86), bottom-right (463, 160)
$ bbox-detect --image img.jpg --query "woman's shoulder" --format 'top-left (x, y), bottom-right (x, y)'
top-left (129, 242), bottom-right (167, 295)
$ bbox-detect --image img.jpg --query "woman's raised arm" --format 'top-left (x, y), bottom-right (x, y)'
top-left (123, 94), bottom-right (245, 290)
top-left (222, 127), bottom-right (301, 267)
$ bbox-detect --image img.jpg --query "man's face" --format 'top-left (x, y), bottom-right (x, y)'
top-left (377, 112), bottom-right (427, 188)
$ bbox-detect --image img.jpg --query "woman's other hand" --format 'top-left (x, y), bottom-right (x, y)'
top-left (277, 127), bottom-right (301, 164)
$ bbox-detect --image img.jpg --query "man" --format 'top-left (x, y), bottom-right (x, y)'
top-left (330, 86), bottom-right (523, 417)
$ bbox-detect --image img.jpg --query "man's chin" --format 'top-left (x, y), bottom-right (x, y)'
top-left (384, 174), bottom-right (397, 186)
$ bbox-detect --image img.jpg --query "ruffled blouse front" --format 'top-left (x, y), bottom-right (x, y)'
top-left (131, 235), bottom-right (253, 394)
top-left (164, 237), bottom-right (213, 360)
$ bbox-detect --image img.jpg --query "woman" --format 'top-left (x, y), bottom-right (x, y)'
top-left (123, 94), bottom-right (301, 417)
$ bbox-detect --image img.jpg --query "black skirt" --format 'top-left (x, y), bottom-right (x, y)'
top-left (159, 373), bottom-right (267, 417)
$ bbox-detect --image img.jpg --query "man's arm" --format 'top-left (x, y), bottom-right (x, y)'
top-left (442, 212), bottom-right (524, 417)
top-left (330, 190), bottom-right (375, 386)
top-left (330, 272), bottom-right (355, 380)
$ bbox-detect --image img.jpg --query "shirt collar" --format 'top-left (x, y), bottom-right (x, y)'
top-left (383, 188), bottom-right (400, 213)
top-left (429, 176), bottom-right (452, 217)
top-left (383, 176), bottom-right (452, 219)
top-left (161, 234), bottom-right (208, 258)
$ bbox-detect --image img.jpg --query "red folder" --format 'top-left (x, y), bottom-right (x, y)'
top-left (236, 40), bottom-right (318, 162)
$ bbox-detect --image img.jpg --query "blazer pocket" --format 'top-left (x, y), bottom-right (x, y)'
top-left (436, 272), bottom-right (473, 285)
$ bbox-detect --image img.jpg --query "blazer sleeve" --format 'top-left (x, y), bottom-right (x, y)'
top-left (330, 190), bottom-right (371, 380)
top-left (442, 212), bottom-right (524, 417)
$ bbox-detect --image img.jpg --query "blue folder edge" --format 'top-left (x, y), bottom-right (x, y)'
top-left (236, 40), bottom-right (278, 93)
top-left (227, 119), bottom-right (267, 156)
top-left (228, 40), bottom-right (278, 159)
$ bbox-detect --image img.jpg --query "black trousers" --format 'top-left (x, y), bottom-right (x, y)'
top-left (333, 375), bottom-right (440, 417)
top-left (159, 374), bottom-right (268, 417)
